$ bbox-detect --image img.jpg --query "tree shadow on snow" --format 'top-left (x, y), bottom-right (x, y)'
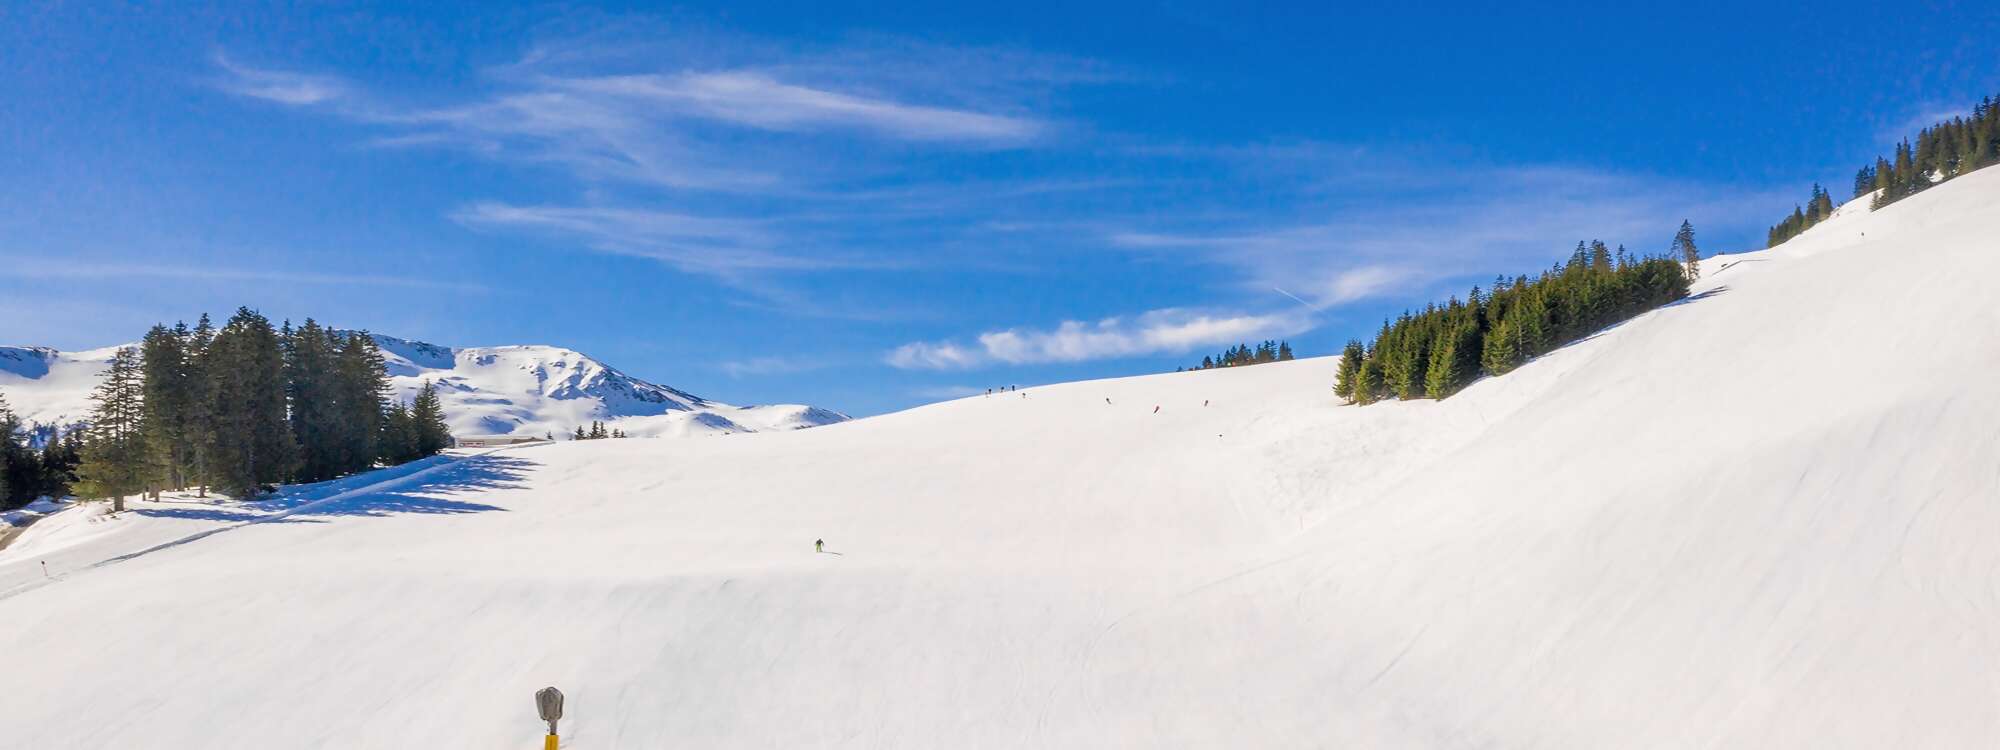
top-left (132, 506), bottom-right (274, 523)
top-left (1558, 285), bottom-right (1732, 350)
top-left (289, 454), bottom-right (534, 518)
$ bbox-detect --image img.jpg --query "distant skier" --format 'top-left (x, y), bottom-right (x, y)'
top-left (815, 539), bottom-right (824, 553)
top-left (1105, 397), bottom-right (1112, 404)
top-left (1203, 399), bottom-right (1209, 407)
top-left (1153, 405), bottom-right (1160, 413)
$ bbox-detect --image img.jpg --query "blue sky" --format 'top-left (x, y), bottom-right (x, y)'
top-left (4, 2), bottom-right (1996, 416)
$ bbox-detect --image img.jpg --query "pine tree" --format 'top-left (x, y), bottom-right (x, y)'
top-left (1481, 318), bottom-right (1521, 376)
top-left (75, 347), bottom-right (148, 511)
top-left (572, 425), bottom-right (587, 441)
top-left (0, 394), bottom-right (28, 508)
top-left (185, 313), bottom-right (218, 496)
top-left (37, 431), bottom-right (82, 502)
top-left (284, 319), bottom-right (343, 483)
top-left (1277, 341), bottom-right (1294, 361)
top-left (1333, 340), bottom-right (1364, 401)
top-left (207, 308), bottom-right (297, 499)
top-left (1352, 358), bottom-right (1383, 406)
top-left (1672, 221), bottom-right (1699, 280)
top-left (410, 381), bottom-right (452, 457)
top-left (381, 401), bottom-right (417, 464)
top-left (138, 322), bottom-right (198, 495)
top-left (333, 332), bottom-right (389, 474)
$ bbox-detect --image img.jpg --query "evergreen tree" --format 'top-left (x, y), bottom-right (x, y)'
top-left (35, 429), bottom-right (83, 502)
top-left (1333, 340), bottom-right (1364, 401)
top-left (1277, 341), bottom-right (1294, 361)
top-left (185, 313), bottom-right (218, 496)
top-left (206, 308), bottom-right (297, 499)
top-left (572, 425), bottom-right (587, 441)
top-left (1480, 318), bottom-right (1522, 376)
top-left (380, 401), bottom-right (418, 464)
top-left (332, 332), bottom-right (390, 474)
top-left (75, 347), bottom-right (148, 511)
top-left (0, 394), bottom-right (30, 509)
top-left (1352, 358), bottom-right (1384, 406)
top-left (1673, 220), bottom-right (1699, 280)
top-left (285, 319), bottom-right (344, 483)
top-left (138, 322), bottom-right (198, 495)
top-left (410, 381), bottom-right (452, 457)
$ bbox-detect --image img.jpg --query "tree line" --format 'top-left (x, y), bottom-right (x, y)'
top-left (1182, 341), bottom-right (1295, 372)
top-left (49, 308), bottom-right (451, 511)
top-left (572, 421), bottom-right (627, 440)
top-left (0, 395), bottom-right (83, 510)
top-left (1769, 92), bottom-right (2000, 247)
top-left (1336, 228), bottom-right (1695, 404)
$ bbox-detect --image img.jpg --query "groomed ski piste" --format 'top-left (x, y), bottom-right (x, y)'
top-left (3, 168), bottom-right (1998, 748)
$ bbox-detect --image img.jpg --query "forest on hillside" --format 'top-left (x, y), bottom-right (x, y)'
top-left (1336, 230), bottom-right (1696, 404)
top-left (0, 309), bottom-right (452, 511)
top-left (1767, 93), bottom-right (2000, 246)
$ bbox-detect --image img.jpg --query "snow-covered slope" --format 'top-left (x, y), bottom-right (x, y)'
top-left (0, 344), bottom-right (128, 427)
top-left (365, 334), bottom-right (846, 437)
top-left (3, 168), bottom-right (1998, 748)
top-left (0, 334), bottom-right (845, 438)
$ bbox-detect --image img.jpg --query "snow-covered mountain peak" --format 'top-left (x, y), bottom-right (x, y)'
top-left (0, 333), bottom-right (845, 439)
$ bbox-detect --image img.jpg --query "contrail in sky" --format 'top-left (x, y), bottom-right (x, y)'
top-left (1272, 287), bottom-right (1319, 312)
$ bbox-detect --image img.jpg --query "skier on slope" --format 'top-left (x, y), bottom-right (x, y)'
top-left (815, 539), bottom-right (824, 553)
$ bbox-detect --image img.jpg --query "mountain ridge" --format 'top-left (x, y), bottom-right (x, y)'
top-left (0, 333), bottom-right (845, 438)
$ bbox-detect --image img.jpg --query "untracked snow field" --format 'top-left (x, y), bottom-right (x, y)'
top-left (3, 169), bottom-right (1999, 748)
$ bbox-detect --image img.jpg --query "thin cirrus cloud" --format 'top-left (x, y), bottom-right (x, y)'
top-left (211, 52), bottom-right (347, 105)
top-left (887, 308), bottom-right (1309, 370)
top-left (450, 202), bottom-right (848, 275)
top-left (564, 71), bottom-right (1042, 142)
top-left (1107, 165), bottom-right (1788, 309)
top-left (212, 53), bottom-right (1050, 192)
top-left (208, 44), bottom-right (1068, 310)
top-left (0, 256), bottom-right (487, 293)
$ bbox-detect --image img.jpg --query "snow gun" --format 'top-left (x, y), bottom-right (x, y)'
top-left (536, 686), bottom-right (565, 750)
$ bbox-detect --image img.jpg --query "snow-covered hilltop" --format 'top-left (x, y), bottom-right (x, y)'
top-left (3, 168), bottom-right (1999, 748)
top-left (0, 334), bottom-right (845, 439)
top-left (0, 345), bottom-right (129, 428)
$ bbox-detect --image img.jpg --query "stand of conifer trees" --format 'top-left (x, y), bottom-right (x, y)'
top-left (1767, 93), bottom-right (2000, 248)
top-left (63, 308), bottom-right (453, 507)
top-left (1184, 341), bottom-right (1295, 371)
top-left (0, 399), bottom-right (81, 511)
top-left (1336, 237), bottom-right (1692, 404)
top-left (570, 421), bottom-right (626, 440)
top-left (1, 395), bottom-right (85, 510)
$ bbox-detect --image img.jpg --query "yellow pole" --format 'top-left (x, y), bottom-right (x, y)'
top-left (544, 733), bottom-right (559, 750)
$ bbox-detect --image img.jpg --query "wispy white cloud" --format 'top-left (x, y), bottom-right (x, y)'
top-left (451, 203), bottom-right (830, 275)
top-left (212, 50), bottom-right (1051, 192)
top-left (887, 308), bottom-right (1308, 370)
top-left (567, 71), bottom-right (1042, 142)
top-left (886, 341), bottom-right (986, 370)
top-left (211, 52), bottom-right (348, 105)
top-left (1107, 165), bottom-right (1787, 307)
top-left (0, 257), bottom-right (488, 292)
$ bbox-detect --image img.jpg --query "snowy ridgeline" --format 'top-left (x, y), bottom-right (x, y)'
top-left (1, 169), bottom-right (1999, 748)
top-left (0, 334), bottom-right (847, 440)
